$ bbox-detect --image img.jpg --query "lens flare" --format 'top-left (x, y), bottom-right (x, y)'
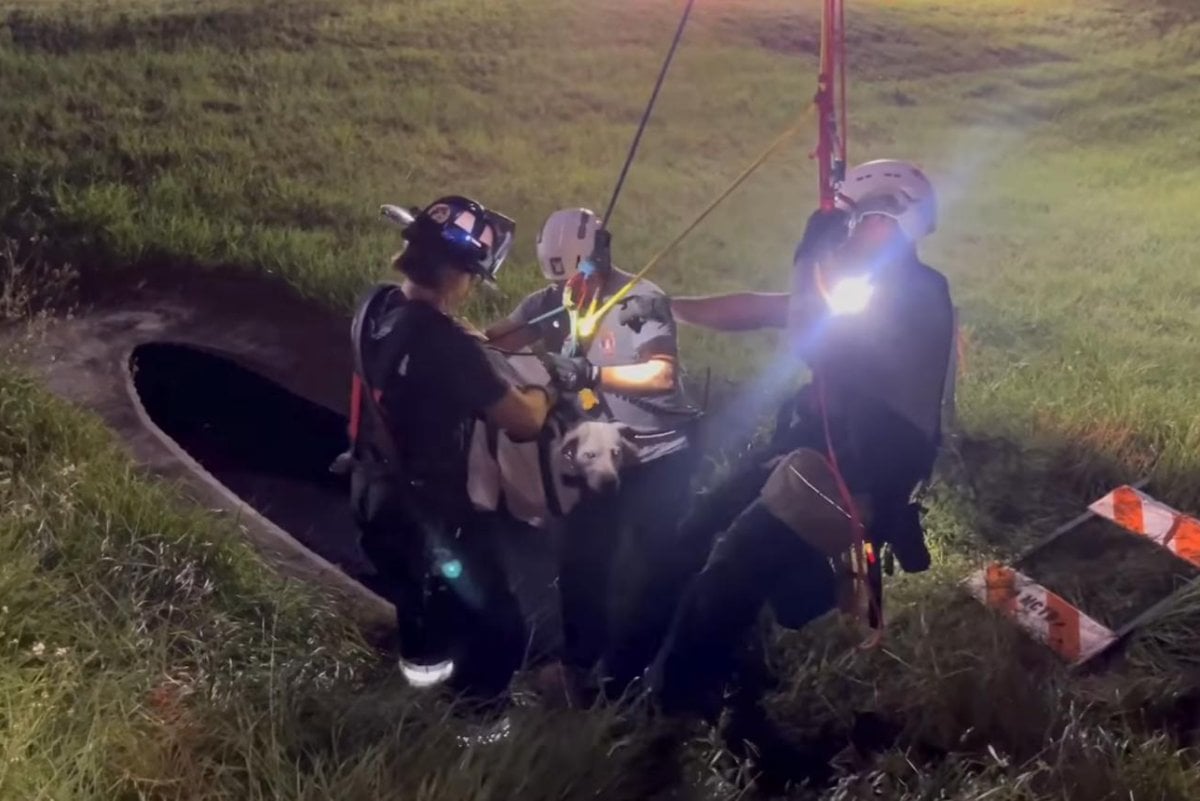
top-left (826, 276), bottom-right (873, 315)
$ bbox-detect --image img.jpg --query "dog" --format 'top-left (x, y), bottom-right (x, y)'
top-left (468, 348), bottom-right (637, 526)
top-left (559, 420), bottom-right (638, 493)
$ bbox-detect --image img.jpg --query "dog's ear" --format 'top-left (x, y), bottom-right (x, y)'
top-left (616, 424), bottom-right (637, 441)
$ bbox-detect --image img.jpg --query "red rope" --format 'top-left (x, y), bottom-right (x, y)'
top-left (837, 0), bottom-right (848, 166)
top-left (816, 377), bottom-right (882, 633)
top-left (348, 374), bottom-right (363, 442)
top-left (816, 0), bottom-right (846, 210)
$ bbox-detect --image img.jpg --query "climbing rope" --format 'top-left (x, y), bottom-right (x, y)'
top-left (600, 0), bottom-right (698, 232)
top-left (520, 104), bottom-right (816, 338)
top-left (816, 0), bottom-right (849, 209)
top-left (812, 0), bottom-right (888, 641)
top-left (531, 0), bottom-right (839, 346)
top-left (558, 0), bottom-right (697, 360)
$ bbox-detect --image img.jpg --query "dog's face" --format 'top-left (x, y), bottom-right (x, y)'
top-left (560, 422), bottom-right (637, 492)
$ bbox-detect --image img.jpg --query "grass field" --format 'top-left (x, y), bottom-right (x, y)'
top-left (3, 0), bottom-right (1200, 797)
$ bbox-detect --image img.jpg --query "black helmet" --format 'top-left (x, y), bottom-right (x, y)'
top-left (396, 195), bottom-right (515, 283)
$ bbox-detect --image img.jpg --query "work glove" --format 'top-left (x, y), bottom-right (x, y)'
top-left (617, 294), bottom-right (672, 334)
top-left (792, 208), bottom-right (852, 270)
top-left (537, 352), bottom-right (600, 393)
top-left (582, 228), bottom-right (613, 275)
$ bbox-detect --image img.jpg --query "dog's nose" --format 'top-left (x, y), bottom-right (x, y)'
top-left (592, 473), bottom-right (620, 492)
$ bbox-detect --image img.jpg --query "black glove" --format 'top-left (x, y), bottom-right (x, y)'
top-left (876, 502), bottom-right (932, 573)
top-left (792, 207), bottom-right (851, 269)
top-left (588, 228), bottom-right (613, 274)
top-left (617, 294), bottom-right (672, 334)
top-left (538, 353), bottom-right (600, 392)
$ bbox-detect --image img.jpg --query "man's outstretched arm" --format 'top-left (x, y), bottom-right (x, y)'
top-left (670, 293), bottom-right (789, 331)
top-left (600, 356), bottom-right (677, 395)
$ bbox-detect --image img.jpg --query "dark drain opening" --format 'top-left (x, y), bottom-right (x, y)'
top-left (128, 342), bottom-right (380, 586)
top-left (127, 342), bottom-right (562, 659)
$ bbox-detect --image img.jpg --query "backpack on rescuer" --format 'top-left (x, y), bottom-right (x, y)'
top-left (333, 284), bottom-right (471, 526)
top-left (336, 195), bottom-right (517, 532)
top-left (343, 284), bottom-right (403, 466)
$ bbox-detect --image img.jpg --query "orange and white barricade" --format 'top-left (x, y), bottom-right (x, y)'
top-left (965, 482), bottom-right (1200, 667)
top-left (964, 563), bottom-right (1116, 665)
top-left (1089, 485), bottom-right (1200, 567)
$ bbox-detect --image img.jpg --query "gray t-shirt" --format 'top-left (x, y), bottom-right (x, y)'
top-left (507, 269), bottom-right (697, 462)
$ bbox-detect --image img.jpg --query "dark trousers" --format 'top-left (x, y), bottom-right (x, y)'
top-left (647, 438), bottom-right (840, 718)
top-left (558, 446), bottom-right (701, 693)
top-left (354, 470), bottom-right (525, 701)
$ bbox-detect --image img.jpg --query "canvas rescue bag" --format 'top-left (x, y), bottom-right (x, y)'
top-left (466, 349), bottom-right (581, 529)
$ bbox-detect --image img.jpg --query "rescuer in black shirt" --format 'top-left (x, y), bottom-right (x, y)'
top-left (342, 196), bottom-right (554, 702)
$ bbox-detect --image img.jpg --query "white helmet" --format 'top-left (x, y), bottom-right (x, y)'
top-left (837, 159), bottom-right (937, 242)
top-left (536, 208), bottom-right (602, 282)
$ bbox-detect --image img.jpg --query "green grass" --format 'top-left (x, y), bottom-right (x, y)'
top-left (4, 0), bottom-right (1200, 797)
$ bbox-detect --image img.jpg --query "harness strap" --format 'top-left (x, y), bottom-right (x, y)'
top-left (816, 377), bottom-right (883, 640)
top-left (486, 422), bottom-right (500, 459)
top-left (613, 388), bottom-right (703, 421)
top-left (348, 284), bottom-right (423, 471)
top-left (349, 373), bottom-right (364, 442)
top-left (483, 420), bottom-right (509, 513)
top-left (537, 423), bottom-right (565, 519)
top-left (348, 285), bottom-right (400, 461)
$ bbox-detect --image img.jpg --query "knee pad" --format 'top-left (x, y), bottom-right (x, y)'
top-left (758, 448), bottom-right (869, 557)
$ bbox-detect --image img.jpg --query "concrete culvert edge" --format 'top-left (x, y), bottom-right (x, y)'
top-left (127, 342), bottom-right (376, 581)
top-left (122, 341), bottom-right (565, 664)
top-left (123, 340), bottom-right (399, 641)
top-left (4, 266), bottom-right (564, 667)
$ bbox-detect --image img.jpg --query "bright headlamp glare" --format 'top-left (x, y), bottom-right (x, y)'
top-left (825, 275), bottom-right (874, 315)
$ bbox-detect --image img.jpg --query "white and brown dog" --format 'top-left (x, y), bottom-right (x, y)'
top-left (559, 420), bottom-right (638, 493)
top-left (467, 348), bottom-right (634, 527)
